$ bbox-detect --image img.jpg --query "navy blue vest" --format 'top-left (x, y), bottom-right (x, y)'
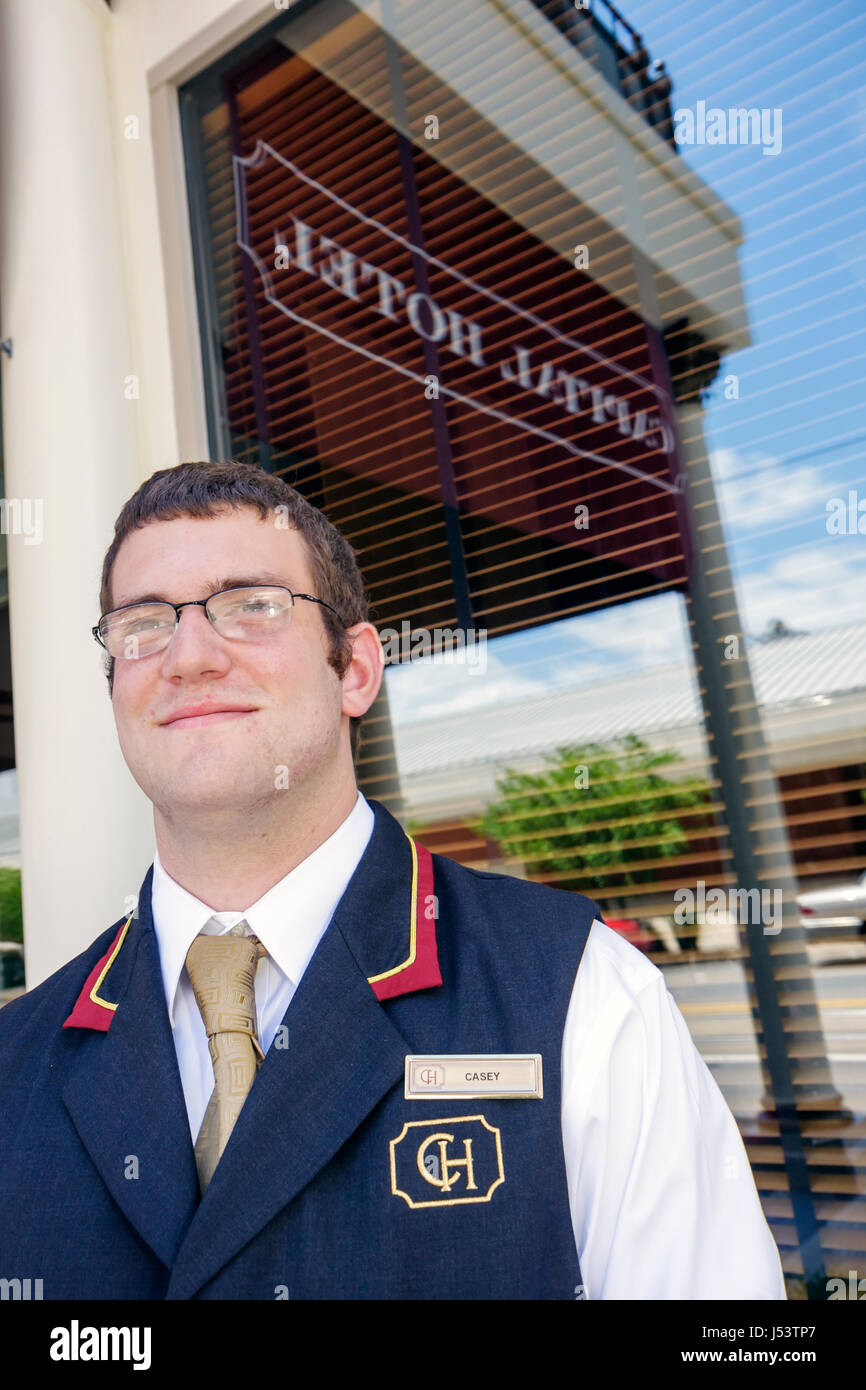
top-left (0, 799), bottom-right (598, 1299)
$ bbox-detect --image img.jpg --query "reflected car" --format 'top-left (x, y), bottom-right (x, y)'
top-left (797, 870), bottom-right (866, 936)
top-left (603, 917), bottom-right (658, 954)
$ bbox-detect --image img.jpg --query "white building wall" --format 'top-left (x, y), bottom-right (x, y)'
top-left (0, 0), bottom-right (155, 984)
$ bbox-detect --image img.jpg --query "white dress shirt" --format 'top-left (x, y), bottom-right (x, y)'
top-left (151, 790), bottom-right (786, 1300)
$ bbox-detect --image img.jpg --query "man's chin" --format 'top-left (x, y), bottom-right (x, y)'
top-left (143, 766), bottom-right (279, 815)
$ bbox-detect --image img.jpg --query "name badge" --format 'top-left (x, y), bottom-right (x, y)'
top-left (405, 1054), bottom-right (542, 1100)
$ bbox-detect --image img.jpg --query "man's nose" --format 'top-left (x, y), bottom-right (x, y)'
top-left (160, 604), bottom-right (233, 675)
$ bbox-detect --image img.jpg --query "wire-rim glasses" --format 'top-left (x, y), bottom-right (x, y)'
top-left (92, 585), bottom-right (343, 660)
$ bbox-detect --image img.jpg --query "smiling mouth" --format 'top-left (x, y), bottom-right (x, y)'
top-left (162, 710), bottom-right (257, 729)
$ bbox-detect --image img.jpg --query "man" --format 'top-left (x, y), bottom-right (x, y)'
top-left (0, 461), bottom-right (786, 1299)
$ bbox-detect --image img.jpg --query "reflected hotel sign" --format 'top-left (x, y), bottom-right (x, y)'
top-left (234, 141), bottom-right (678, 494)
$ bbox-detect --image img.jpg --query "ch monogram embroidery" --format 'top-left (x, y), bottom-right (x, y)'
top-left (389, 1115), bottom-right (505, 1208)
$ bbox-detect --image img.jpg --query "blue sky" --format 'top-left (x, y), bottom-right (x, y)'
top-left (386, 0), bottom-right (866, 725)
top-left (630, 0), bottom-right (866, 613)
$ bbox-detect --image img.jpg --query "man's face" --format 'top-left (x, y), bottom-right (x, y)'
top-left (108, 507), bottom-right (349, 819)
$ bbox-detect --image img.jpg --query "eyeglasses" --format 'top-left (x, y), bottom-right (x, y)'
top-left (92, 585), bottom-right (343, 660)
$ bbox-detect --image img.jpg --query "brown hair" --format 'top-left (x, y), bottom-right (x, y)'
top-left (98, 460), bottom-right (370, 760)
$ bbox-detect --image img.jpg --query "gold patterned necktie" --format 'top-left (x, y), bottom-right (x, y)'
top-left (185, 924), bottom-right (266, 1194)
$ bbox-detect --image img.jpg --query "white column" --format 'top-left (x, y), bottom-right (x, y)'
top-left (0, 0), bottom-right (154, 986)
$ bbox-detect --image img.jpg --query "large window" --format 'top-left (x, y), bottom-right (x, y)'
top-left (182, 0), bottom-right (866, 1298)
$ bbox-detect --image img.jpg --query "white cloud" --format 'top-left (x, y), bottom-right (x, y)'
top-left (385, 649), bottom-right (548, 725)
top-left (552, 592), bottom-right (689, 672)
top-left (383, 545), bottom-right (865, 730)
top-left (735, 544), bottom-right (866, 632)
top-left (384, 592), bottom-right (693, 726)
top-left (710, 447), bottom-right (840, 534)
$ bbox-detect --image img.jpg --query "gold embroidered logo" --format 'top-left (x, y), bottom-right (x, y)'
top-left (390, 1115), bottom-right (504, 1208)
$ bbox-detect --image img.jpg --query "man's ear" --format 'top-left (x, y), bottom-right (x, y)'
top-left (340, 622), bottom-right (384, 718)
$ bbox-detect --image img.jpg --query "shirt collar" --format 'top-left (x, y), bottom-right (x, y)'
top-left (151, 791), bottom-right (375, 1026)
